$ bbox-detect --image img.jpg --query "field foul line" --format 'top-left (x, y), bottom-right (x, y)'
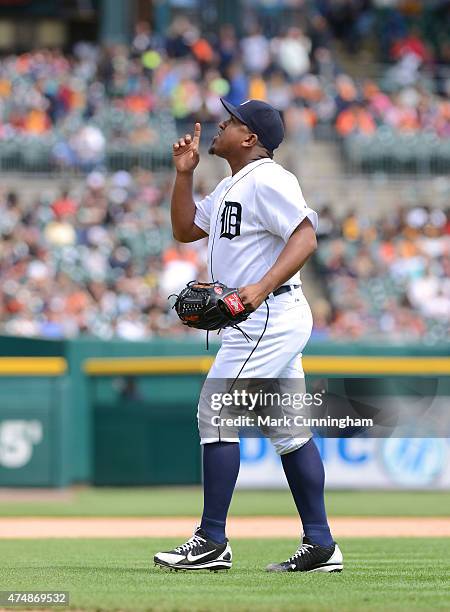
top-left (0, 517), bottom-right (448, 539)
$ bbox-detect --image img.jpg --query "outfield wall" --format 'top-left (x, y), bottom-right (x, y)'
top-left (0, 336), bottom-right (449, 489)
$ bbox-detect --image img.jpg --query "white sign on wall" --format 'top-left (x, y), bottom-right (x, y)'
top-left (0, 420), bottom-right (43, 469)
top-left (237, 436), bottom-right (450, 489)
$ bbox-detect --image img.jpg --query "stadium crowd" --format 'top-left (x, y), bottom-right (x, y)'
top-left (0, 172), bottom-right (189, 339)
top-left (314, 202), bottom-right (450, 343)
top-left (0, 3), bottom-right (448, 171)
top-left (0, 3), bottom-right (448, 342)
top-left (0, 175), bottom-right (448, 343)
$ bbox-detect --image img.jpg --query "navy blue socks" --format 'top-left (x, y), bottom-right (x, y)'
top-left (200, 439), bottom-right (332, 547)
top-left (200, 442), bottom-right (240, 544)
top-left (281, 438), bottom-right (333, 547)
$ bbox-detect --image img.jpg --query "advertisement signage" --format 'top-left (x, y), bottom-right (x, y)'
top-left (237, 436), bottom-right (450, 489)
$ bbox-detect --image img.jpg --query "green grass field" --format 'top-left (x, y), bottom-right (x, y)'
top-left (1, 489), bottom-right (448, 610)
top-left (1, 538), bottom-right (449, 611)
top-left (1, 488), bottom-right (450, 517)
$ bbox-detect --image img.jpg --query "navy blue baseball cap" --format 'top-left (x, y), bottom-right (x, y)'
top-left (220, 98), bottom-right (285, 153)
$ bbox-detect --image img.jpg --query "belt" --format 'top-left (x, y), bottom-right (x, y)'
top-left (272, 284), bottom-right (300, 297)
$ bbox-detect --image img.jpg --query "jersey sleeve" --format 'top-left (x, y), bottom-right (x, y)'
top-left (256, 172), bottom-right (318, 242)
top-left (194, 191), bottom-right (214, 234)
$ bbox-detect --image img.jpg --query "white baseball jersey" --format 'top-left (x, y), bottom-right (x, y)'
top-left (194, 158), bottom-right (318, 288)
top-left (194, 159), bottom-right (317, 454)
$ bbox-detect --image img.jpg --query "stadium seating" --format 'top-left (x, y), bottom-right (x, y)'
top-left (0, 12), bottom-right (448, 175)
top-left (343, 129), bottom-right (450, 175)
top-left (313, 207), bottom-right (450, 343)
top-left (0, 174), bottom-right (448, 343)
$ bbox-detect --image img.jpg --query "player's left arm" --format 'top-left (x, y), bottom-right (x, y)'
top-left (239, 217), bottom-right (317, 311)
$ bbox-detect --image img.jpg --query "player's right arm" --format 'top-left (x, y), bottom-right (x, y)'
top-left (171, 123), bottom-right (207, 243)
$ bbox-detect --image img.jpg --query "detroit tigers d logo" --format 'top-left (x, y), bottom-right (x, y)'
top-left (220, 202), bottom-right (242, 240)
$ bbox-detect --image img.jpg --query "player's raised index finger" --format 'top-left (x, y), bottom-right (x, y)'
top-left (192, 122), bottom-right (201, 147)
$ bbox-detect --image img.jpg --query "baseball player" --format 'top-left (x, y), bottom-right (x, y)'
top-left (154, 99), bottom-right (343, 573)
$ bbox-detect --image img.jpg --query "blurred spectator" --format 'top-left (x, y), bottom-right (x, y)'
top-left (52, 189), bottom-right (78, 219)
top-left (272, 28), bottom-right (312, 80)
top-left (316, 0), bottom-right (374, 53)
top-left (70, 125), bottom-right (106, 171)
top-left (336, 103), bottom-right (376, 136)
top-left (391, 27), bottom-right (430, 63)
top-left (217, 24), bottom-right (240, 72)
top-left (161, 242), bottom-right (199, 295)
top-left (315, 203), bottom-right (450, 343)
top-left (224, 62), bottom-right (249, 107)
top-left (334, 75), bottom-right (359, 114)
top-left (241, 24), bottom-right (271, 74)
top-left (165, 16), bottom-right (193, 59)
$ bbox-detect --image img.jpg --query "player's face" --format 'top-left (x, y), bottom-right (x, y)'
top-left (208, 114), bottom-right (252, 158)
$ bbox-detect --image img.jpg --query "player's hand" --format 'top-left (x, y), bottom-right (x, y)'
top-left (172, 123), bottom-right (201, 174)
top-left (238, 282), bottom-right (269, 312)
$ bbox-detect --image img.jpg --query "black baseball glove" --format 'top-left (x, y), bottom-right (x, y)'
top-left (171, 281), bottom-right (250, 332)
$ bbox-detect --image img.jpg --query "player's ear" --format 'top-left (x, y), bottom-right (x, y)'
top-left (242, 132), bottom-right (258, 149)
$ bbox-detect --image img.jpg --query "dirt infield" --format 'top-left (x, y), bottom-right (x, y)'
top-left (0, 516), bottom-right (448, 538)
